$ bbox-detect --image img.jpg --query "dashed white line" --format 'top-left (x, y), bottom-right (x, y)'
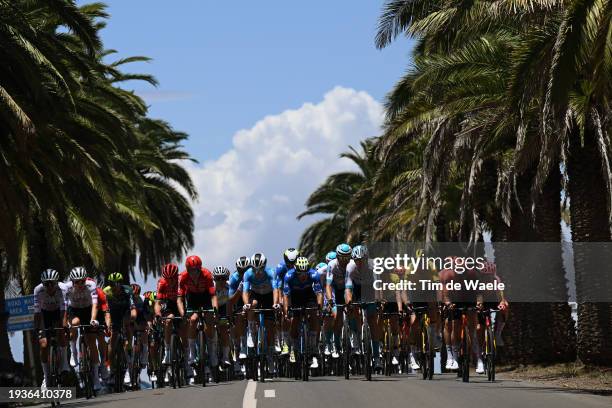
top-left (243, 379), bottom-right (257, 408)
top-left (264, 389), bottom-right (276, 398)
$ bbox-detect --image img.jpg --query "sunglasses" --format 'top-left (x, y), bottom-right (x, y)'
top-left (73, 279), bottom-right (85, 285)
top-left (43, 281), bottom-right (56, 287)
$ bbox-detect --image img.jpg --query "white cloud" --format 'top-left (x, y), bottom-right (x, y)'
top-left (184, 86), bottom-right (383, 267)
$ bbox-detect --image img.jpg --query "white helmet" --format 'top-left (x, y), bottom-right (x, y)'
top-left (212, 265), bottom-right (231, 278)
top-left (351, 245), bottom-right (368, 260)
top-left (250, 253), bottom-right (267, 270)
top-left (41, 269), bottom-right (59, 282)
top-left (235, 256), bottom-right (250, 273)
top-left (70, 266), bottom-right (87, 281)
top-left (283, 248), bottom-right (300, 264)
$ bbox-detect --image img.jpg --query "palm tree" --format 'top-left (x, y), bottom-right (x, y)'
top-left (297, 139), bottom-right (378, 261)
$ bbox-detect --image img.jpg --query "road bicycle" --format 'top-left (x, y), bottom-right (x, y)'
top-left (42, 327), bottom-right (68, 407)
top-left (190, 307), bottom-right (218, 386)
top-left (110, 325), bottom-right (128, 393)
top-left (454, 306), bottom-right (476, 383)
top-left (380, 312), bottom-right (402, 376)
top-left (289, 306), bottom-right (320, 381)
top-left (247, 308), bottom-right (277, 383)
top-left (72, 324), bottom-right (96, 398)
top-left (160, 316), bottom-right (186, 388)
top-left (412, 306), bottom-right (435, 380)
top-left (480, 307), bottom-right (499, 382)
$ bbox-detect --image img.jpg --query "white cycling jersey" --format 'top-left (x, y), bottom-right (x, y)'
top-left (64, 280), bottom-right (98, 308)
top-left (326, 259), bottom-right (349, 289)
top-left (33, 282), bottom-right (67, 313)
top-left (346, 259), bottom-right (372, 286)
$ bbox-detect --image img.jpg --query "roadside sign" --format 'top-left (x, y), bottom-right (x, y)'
top-left (6, 295), bottom-right (35, 332)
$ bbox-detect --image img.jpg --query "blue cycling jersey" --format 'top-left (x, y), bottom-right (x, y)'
top-left (228, 271), bottom-right (244, 297)
top-left (275, 261), bottom-right (291, 284)
top-left (283, 268), bottom-right (322, 296)
top-left (242, 267), bottom-right (279, 295)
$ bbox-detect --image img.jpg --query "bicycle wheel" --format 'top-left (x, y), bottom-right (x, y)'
top-left (486, 323), bottom-right (495, 382)
top-left (421, 324), bottom-right (429, 380)
top-left (198, 330), bottom-right (207, 386)
top-left (170, 334), bottom-right (180, 388)
top-left (461, 332), bottom-right (470, 383)
top-left (363, 324), bottom-right (372, 381)
top-left (343, 324), bottom-right (350, 379)
top-left (80, 338), bottom-right (93, 398)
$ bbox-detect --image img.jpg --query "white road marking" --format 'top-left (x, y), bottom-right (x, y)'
top-left (264, 389), bottom-right (276, 398)
top-left (243, 379), bottom-right (257, 408)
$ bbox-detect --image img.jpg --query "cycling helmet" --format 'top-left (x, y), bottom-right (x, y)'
top-left (283, 248), bottom-right (300, 265)
top-left (69, 266), bottom-right (87, 281)
top-left (236, 256), bottom-right (250, 273)
top-left (130, 283), bottom-right (141, 296)
top-left (336, 243), bottom-right (352, 257)
top-left (162, 263), bottom-right (179, 279)
top-left (41, 269), bottom-right (59, 282)
top-left (185, 255), bottom-right (202, 269)
top-left (295, 257), bottom-right (309, 272)
top-left (316, 262), bottom-right (327, 270)
top-left (351, 245), bottom-right (368, 260)
top-left (107, 272), bottom-right (123, 283)
top-left (250, 253), bottom-right (267, 270)
top-left (143, 290), bottom-right (153, 300)
top-left (325, 251), bottom-right (337, 263)
top-left (213, 265), bottom-right (231, 278)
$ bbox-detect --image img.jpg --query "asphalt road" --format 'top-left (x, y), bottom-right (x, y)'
top-left (54, 373), bottom-right (610, 408)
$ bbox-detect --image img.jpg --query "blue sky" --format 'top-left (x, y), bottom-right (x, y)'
top-left (96, 1), bottom-right (412, 159)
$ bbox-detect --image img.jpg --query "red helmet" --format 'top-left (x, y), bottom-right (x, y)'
top-left (185, 255), bottom-right (202, 270)
top-left (130, 283), bottom-right (141, 296)
top-left (162, 263), bottom-right (179, 279)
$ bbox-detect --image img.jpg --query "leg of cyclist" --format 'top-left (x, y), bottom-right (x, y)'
top-left (408, 310), bottom-right (420, 370)
top-left (367, 305), bottom-right (382, 370)
top-left (69, 312), bottom-right (80, 368)
top-left (123, 311), bottom-right (136, 385)
top-left (288, 310), bottom-right (299, 363)
top-left (389, 314), bottom-right (400, 365)
top-left (204, 313), bottom-right (218, 371)
top-left (186, 311), bottom-right (199, 378)
top-left (308, 309), bottom-right (320, 369)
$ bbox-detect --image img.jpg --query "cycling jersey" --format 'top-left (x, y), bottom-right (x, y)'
top-left (283, 268), bottom-right (322, 296)
top-left (325, 259), bottom-right (349, 290)
top-left (177, 268), bottom-right (215, 297)
top-left (102, 285), bottom-right (135, 312)
top-left (275, 261), bottom-right (292, 285)
top-left (242, 267), bottom-right (279, 295)
top-left (134, 295), bottom-right (153, 323)
top-left (64, 280), bottom-right (98, 308)
top-left (214, 280), bottom-right (230, 318)
top-left (228, 271), bottom-right (245, 297)
top-left (156, 277), bottom-right (178, 301)
top-left (316, 264), bottom-right (328, 288)
top-left (33, 282), bottom-right (66, 313)
top-left (96, 287), bottom-right (108, 312)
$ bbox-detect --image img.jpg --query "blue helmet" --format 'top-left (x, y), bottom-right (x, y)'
top-left (325, 251), bottom-right (337, 263)
top-left (336, 243), bottom-right (352, 257)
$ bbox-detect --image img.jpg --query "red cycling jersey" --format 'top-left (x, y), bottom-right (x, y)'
top-left (157, 277), bottom-right (179, 301)
top-left (177, 268), bottom-right (215, 297)
top-left (85, 278), bottom-right (108, 312)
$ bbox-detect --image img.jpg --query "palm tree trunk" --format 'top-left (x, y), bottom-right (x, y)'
top-left (567, 123), bottom-right (612, 366)
top-left (532, 164), bottom-right (576, 362)
top-left (0, 251), bottom-right (14, 363)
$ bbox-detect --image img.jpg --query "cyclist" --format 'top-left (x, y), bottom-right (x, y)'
top-left (34, 269), bottom-right (69, 389)
top-left (346, 244), bottom-right (382, 370)
top-left (324, 243), bottom-right (352, 359)
top-left (228, 256), bottom-right (250, 372)
top-left (155, 263), bottom-right (181, 374)
top-left (103, 272), bottom-right (137, 385)
top-left (242, 252), bottom-right (281, 372)
top-left (325, 251), bottom-right (337, 264)
top-left (316, 261), bottom-right (334, 356)
top-left (275, 248), bottom-right (299, 355)
top-left (131, 283), bottom-right (152, 378)
top-left (474, 260), bottom-right (508, 374)
top-left (283, 257), bottom-right (323, 368)
top-left (377, 262), bottom-right (404, 367)
top-left (64, 267), bottom-right (101, 391)
top-left (89, 277), bottom-right (111, 382)
top-left (212, 266), bottom-right (232, 367)
top-left (142, 290), bottom-right (159, 382)
top-left (177, 255), bottom-right (218, 383)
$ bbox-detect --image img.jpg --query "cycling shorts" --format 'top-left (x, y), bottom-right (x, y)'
top-left (250, 292), bottom-right (273, 309)
top-left (449, 301), bottom-right (477, 320)
top-left (383, 302), bottom-right (399, 315)
top-left (185, 293), bottom-right (212, 312)
top-left (40, 310), bottom-right (63, 337)
top-left (160, 299), bottom-right (179, 316)
top-left (289, 289), bottom-right (317, 308)
top-left (68, 306), bottom-right (93, 330)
